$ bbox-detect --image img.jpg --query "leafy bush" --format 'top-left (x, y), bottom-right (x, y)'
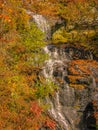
top-left (0, 1), bottom-right (56, 129)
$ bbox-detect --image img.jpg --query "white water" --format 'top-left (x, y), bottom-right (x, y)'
top-left (55, 91), bottom-right (69, 128)
top-left (33, 14), bottom-right (50, 33)
top-left (46, 92), bottom-right (70, 130)
top-left (27, 11), bottom-right (51, 39)
top-left (43, 45), bottom-right (75, 130)
top-left (29, 12), bottom-right (75, 130)
top-left (26, 11), bottom-right (98, 130)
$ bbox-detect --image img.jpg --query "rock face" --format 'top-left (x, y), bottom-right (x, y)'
top-left (28, 11), bottom-right (98, 130)
top-left (83, 102), bottom-right (96, 130)
top-left (43, 45), bottom-right (98, 130)
top-left (27, 11), bottom-right (67, 40)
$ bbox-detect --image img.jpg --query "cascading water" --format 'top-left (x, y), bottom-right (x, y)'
top-left (27, 12), bottom-right (75, 129)
top-left (28, 12), bottom-right (98, 130)
top-left (43, 45), bottom-right (77, 130)
top-left (27, 10), bottom-right (51, 40)
top-left (43, 45), bottom-right (98, 130)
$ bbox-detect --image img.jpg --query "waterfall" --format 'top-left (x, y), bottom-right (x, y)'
top-left (43, 45), bottom-right (76, 130)
top-left (27, 11), bottom-right (73, 129)
top-left (43, 45), bottom-right (98, 130)
top-left (27, 10), bottom-right (51, 39)
top-left (32, 14), bottom-right (50, 33)
top-left (28, 11), bottom-right (98, 130)
top-left (27, 13), bottom-right (74, 129)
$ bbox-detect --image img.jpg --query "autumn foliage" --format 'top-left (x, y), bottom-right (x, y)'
top-left (0, 0), bottom-right (56, 129)
top-left (0, 0), bottom-right (98, 129)
top-left (68, 60), bottom-right (98, 89)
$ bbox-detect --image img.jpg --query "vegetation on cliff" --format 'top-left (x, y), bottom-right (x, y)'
top-left (0, 0), bottom-right (98, 129)
top-left (0, 0), bottom-right (56, 129)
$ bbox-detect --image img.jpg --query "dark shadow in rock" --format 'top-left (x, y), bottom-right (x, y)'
top-left (79, 102), bottom-right (96, 130)
top-left (51, 18), bottom-right (67, 35)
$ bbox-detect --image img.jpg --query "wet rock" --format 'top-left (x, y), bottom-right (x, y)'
top-left (43, 45), bottom-right (98, 130)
